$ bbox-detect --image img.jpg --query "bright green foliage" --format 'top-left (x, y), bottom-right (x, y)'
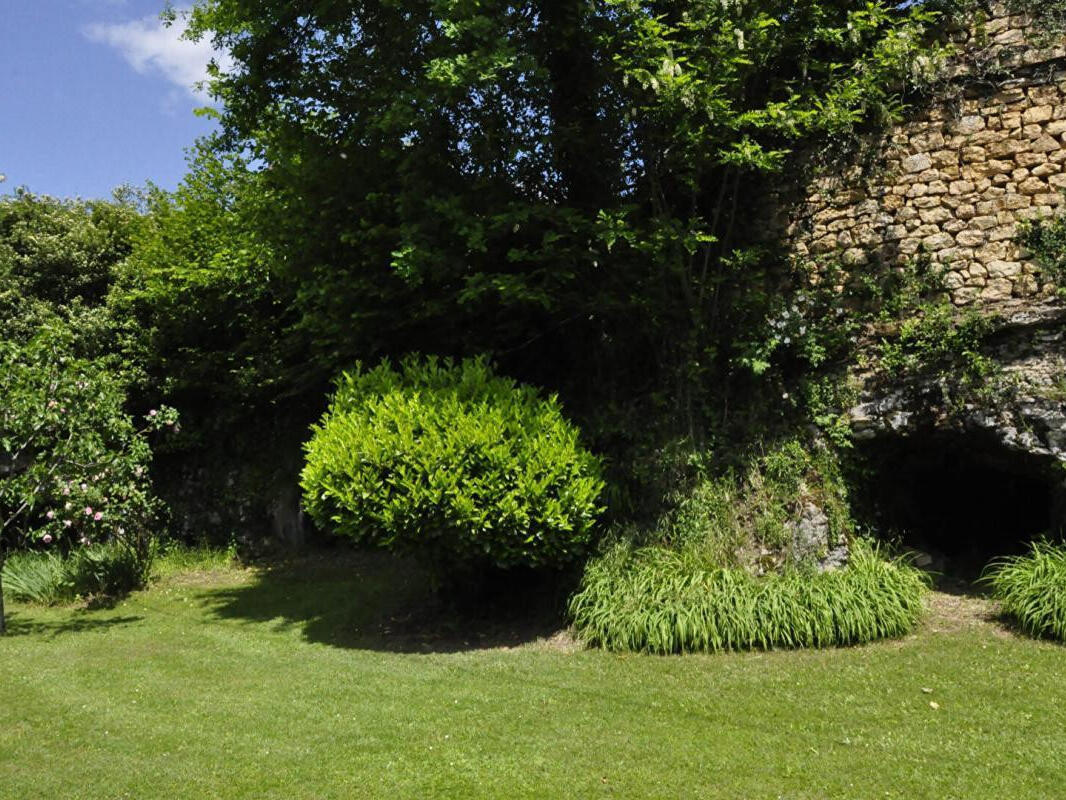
top-left (986, 541), bottom-right (1066, 641)
top-left (570, 539), bottom-right (928, 653)
top-left (301, 358), bottom-right (604, 569)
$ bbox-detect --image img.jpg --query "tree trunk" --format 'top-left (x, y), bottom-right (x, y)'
top-left (0, 551), bottom-right (7, 636)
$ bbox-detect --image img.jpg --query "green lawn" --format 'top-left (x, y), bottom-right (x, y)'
top-left (1, 552), bottom-right (1064, 799)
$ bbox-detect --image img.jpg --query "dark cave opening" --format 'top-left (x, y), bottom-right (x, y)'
top-left (853, 431), bottom-right (1064, 582)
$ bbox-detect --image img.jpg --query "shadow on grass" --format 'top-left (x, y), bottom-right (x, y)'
top-left (195, 549), bottom-right (575, 653)
top-left (2, 612), bottom-right (143, 638)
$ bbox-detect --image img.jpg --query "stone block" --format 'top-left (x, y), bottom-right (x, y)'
top-left (1032, 134), bottom-right (1061, 153)
top-left (952, 115), bottom-right (986, 134)
top-left (1016, 151), bottom-right (1048, 167)
top-left (956, 230), bottom-right (987, 247)
top-left (1032, 162), bottom-right (1062, 177)
top-left (981, 278), bottom-right (1015, 301)
top-left (1023, 105), bottom-right (1055, 124)
top-left (902, 153), bottom-right (932, 173)
top-left (920, 207), bottom-right (953, 224)
top-left (987, 260), bottom-right (1023, 278)
top-left (989, 223), bottom-right (1019, 242)
top-left (1019, 176), bottom-right (1048, 194)
top-left (923, 232), bottom-right (956, 251)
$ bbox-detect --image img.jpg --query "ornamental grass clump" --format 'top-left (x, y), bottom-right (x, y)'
top-left (985, 540), bottom-right (1066, 641)
top-left (569, 539), bottom-right (928, 654)
top-left (301, 356), bottom-right (604, 571)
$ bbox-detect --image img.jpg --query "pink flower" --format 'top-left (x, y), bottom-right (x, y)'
top-left (42, 534), bottom-right (53, 544)
top-left (148, 409), bottom-right (158, 417)
top-left (63, 520), bottom-right (73, 528)
top-left (93, 512), bottom-right (103, 521)
top-left (79, 536), bottom-right (89, 546)
top-left (62, 486), bottom-right (70, 496)
top-left (80, 483), bottom-right (88, 492)
top-left (45, 510), bottom-right (54, 520)
top-left (84, 506), bottom-right (93, 516)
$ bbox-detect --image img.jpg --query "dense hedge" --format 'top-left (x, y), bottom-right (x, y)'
top-left (986, 541), bottom-right (1066, 641)
top-left (569, 539), bottom-right (928, 653)
top-left (301, 357), bottom-right (604, 569)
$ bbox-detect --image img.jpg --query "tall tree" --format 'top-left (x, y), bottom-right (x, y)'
top-left (184, 0), bottom-right (948, 438)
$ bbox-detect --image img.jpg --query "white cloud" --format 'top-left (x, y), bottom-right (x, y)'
top-left (84, 13), bottom-right (231, 101)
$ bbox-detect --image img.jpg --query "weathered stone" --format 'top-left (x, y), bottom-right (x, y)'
top-left (956, 230), bottom-right (986, 247)
top-left (1023, 105), bottom-right (1054, 124)
top-left (989, 224), bottom-right (1019, 242)
top-left (980, 278), bottom-right (1014, 300)
top-left (903, 153), bottom-right (933, 173)
top-left (1032, 135), bottom-right (1061, 153)
top-left (1016, 152), bottom-right (1047, 167)
top-left (987, 260), bottom-right (1023, 278)
top-left (1032, 162), bottom-right (1062, 177)
top-left (952, 115), bottom-right (986, 134)
top-left (1019, 176), bottom-right (1048, 194)
top-left (920, 207), bottom-right (953, 224)
top-left (923, 232), bottom-right (956, 251)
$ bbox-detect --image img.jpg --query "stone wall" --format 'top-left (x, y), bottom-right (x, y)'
top-left (786, 3), bottom-right (1066, 307)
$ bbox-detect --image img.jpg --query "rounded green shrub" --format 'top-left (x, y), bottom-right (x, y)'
top-left (569, 539), bottom-right (928, 653)
top-left (301, 356), bottom-right (604, 569)
top-left (985, 540), bottom-right (1066, 641)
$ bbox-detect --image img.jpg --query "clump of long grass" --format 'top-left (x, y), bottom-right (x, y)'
top-left (569, 539), bottom-right (928, 654)
top-left (2, 542), bottom-right (145, 605)
top-left (2, 551), bottom-right (71, 604)
top-left (985, 540), bottom-right (1066, 641)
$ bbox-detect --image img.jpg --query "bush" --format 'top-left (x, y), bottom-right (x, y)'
top-left (569, 539), bottom-right (928, 654)
top-left (985, 541), bottom-right (1066, 641)
top-left (301, 356), bottom-right (604, 570)
top-left (0, 311), bottom-right (173, 585)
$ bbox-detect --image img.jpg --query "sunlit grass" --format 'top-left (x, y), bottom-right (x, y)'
top-left (0, 550), bottom-right (1064, 799)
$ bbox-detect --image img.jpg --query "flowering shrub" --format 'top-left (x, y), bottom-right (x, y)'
top-left (301, 357), bottom-right (604, 571)
top-left (0, 312), bottom-right (175, 628)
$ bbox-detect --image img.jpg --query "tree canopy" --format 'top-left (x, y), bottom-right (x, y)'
top-left (183, 0), bottom-right (947, 442)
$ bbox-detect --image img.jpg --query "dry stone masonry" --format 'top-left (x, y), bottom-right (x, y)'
top-left (787, 3), bottom-right (1066, 308)
top-left (776, 5), bottom-right (1066, 532)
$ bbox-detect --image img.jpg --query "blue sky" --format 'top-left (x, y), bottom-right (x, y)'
top-left (2, 1), bottom-right (226, 200)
